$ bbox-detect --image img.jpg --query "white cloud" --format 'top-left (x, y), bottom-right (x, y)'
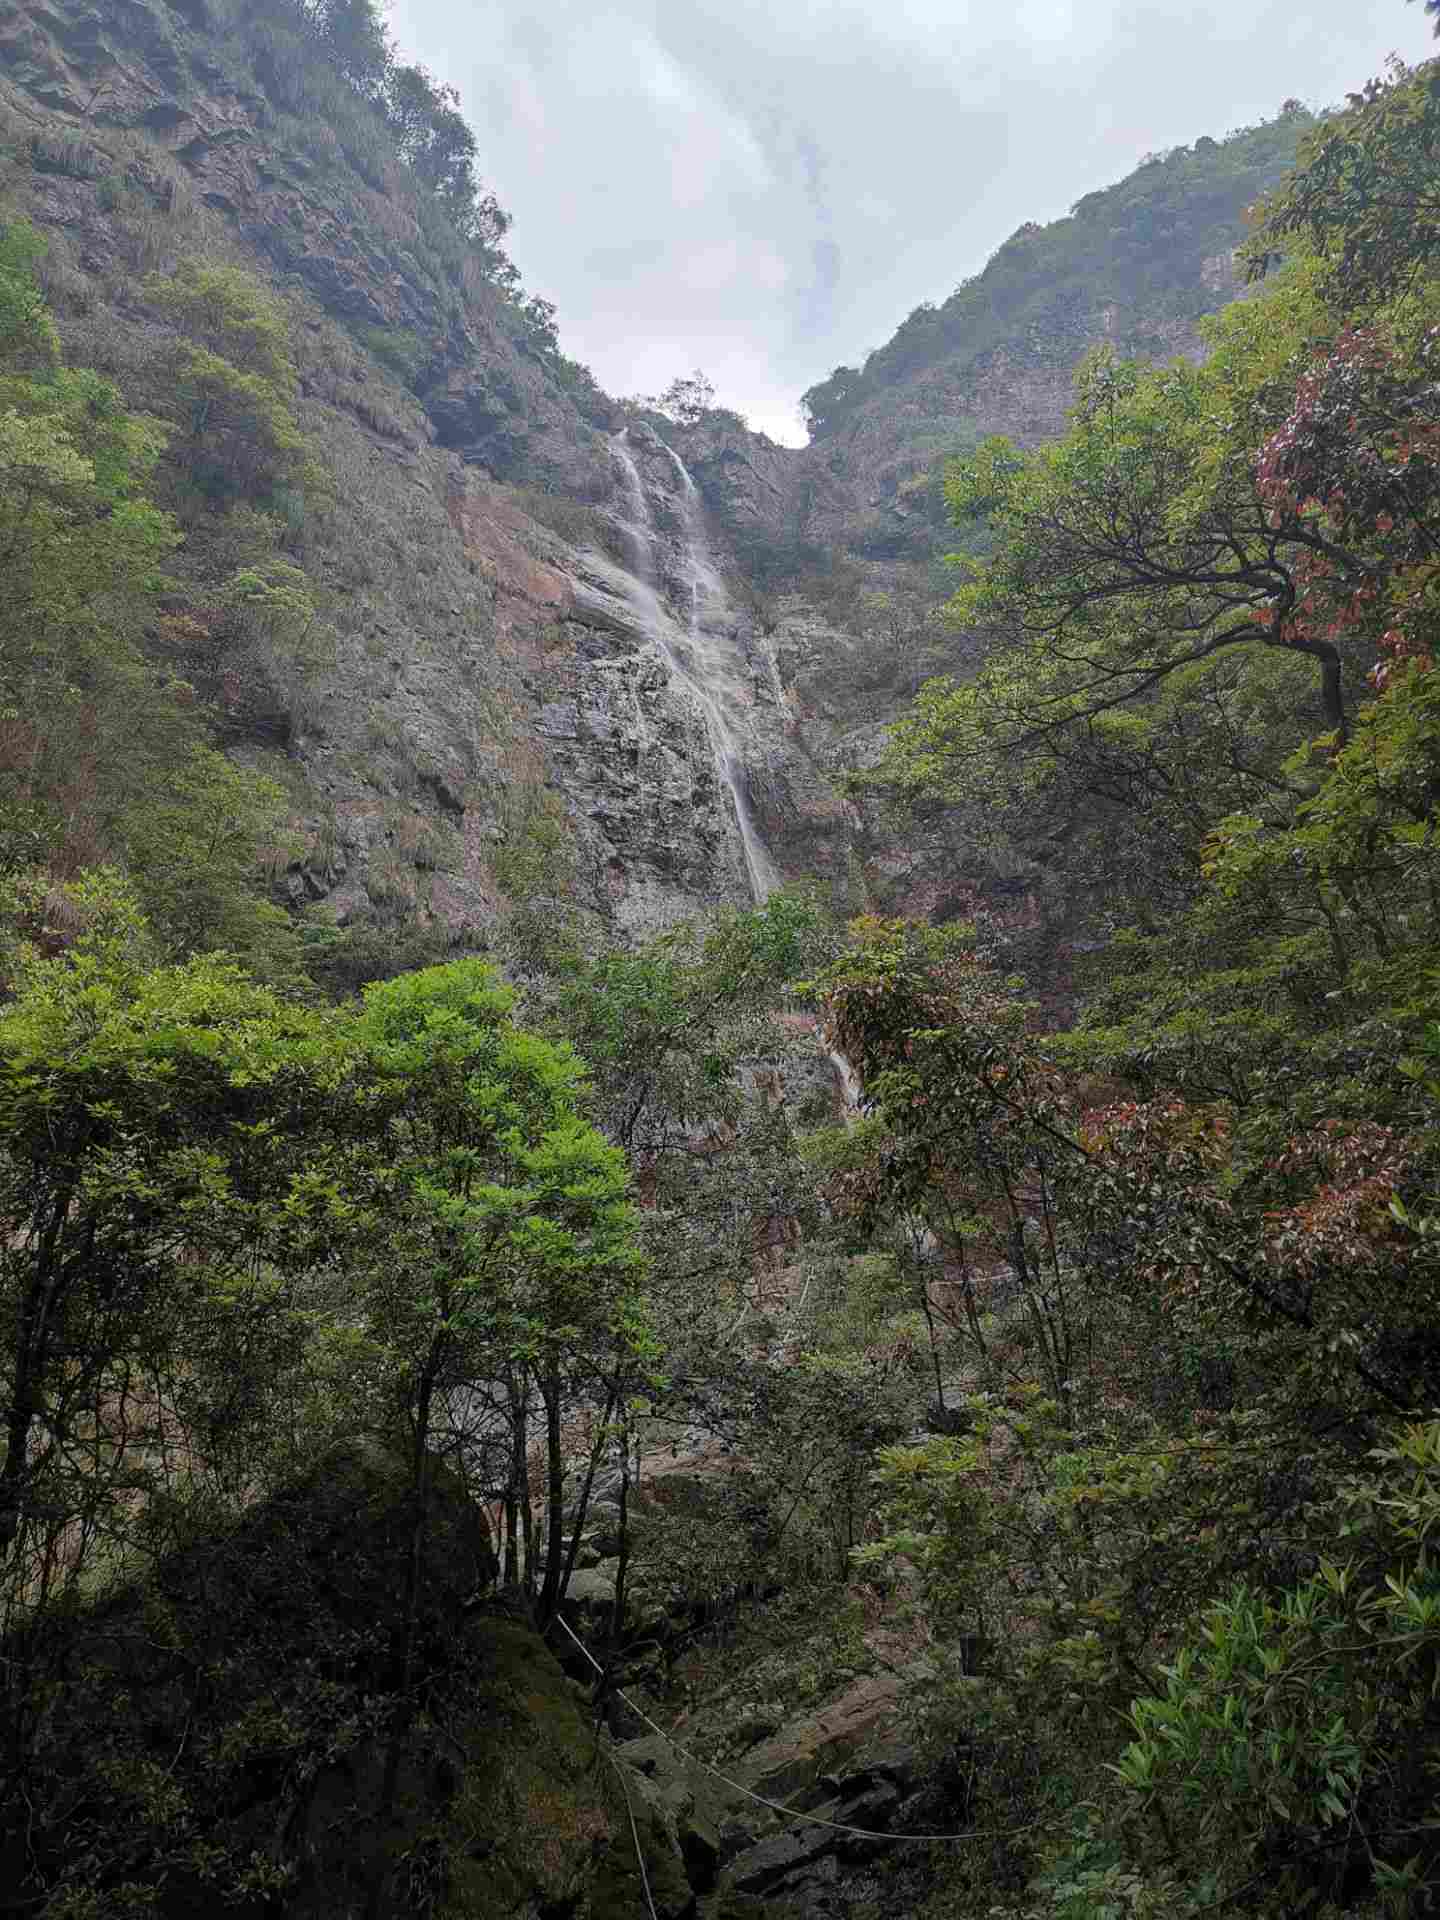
top-left (386, 0), bottom-right (1434, 445)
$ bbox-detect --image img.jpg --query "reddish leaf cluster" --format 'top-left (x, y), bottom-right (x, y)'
top-left (1255, 327), bottom-right (1440, 676)
top-left (1264, 1121), bottom-right (1415, 1280)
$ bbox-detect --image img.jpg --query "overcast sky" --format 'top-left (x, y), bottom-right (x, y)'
top-left (387, 0), bottom-right (1433, 443)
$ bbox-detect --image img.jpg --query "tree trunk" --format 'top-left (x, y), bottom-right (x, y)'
top-left (557, 1381), bottom-right (619, 1615)
top-left (609, 1410), bottom-right (632, 1649)
top-left (534, 1359), bottom-right (566, 1625)
top-left (1289, 634), bottom-right (1348, 743)
top-left (366, 1341), bottom-right (440, 1920)
top-left (503, 1488), bottom-right (519, 1587)
top-left (516, 1383), bottom-right (534, 1603)
top-left (0, 1197), bottom-right (72, 1562)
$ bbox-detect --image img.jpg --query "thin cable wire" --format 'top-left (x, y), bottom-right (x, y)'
top-left (554, 1614), bottom-right (1065, 1847)
top-left (608, 1747), bottom-right (661, 1920)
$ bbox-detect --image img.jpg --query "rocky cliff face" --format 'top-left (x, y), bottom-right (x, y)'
top-left (0, 0), bottom-right (859, 946)
top-left (0, 0), bottom-right (1306, 953)
top-left (0, 0), bottom-right (610, 484)
top-left (635, 122), bottom-right (1309, 928)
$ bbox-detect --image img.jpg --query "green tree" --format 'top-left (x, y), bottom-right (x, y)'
top-left (347, 960), bottom-right (650, 1626)
top-left (383, 61), bottom-right (507, 242)
top-left (119, 744), bottom-right (300, 974)
top-left (1076, 1420), bottom-right (1440, 1916)
top-left (214, 553), bottom-right (336, 735)
top-left (1249, 55), bottom-right (1440, 309)
top-left (1068, 661), bottom-right (1440, 1106)
top-left (0, 914), bottom-right (347, 1578)
top-left (870, 188), bottom-right (1440, 941)
top-left (0, 227), bottom-right (323, 972)
top-left (0, 219), bottom-right (57, 366)
top-left (146, 262), bottom-right (310, 511)
top-left (544, 892), bottom-right (826, 1154)
top-left (298, 0), bottom-right (392, 100)
top-left (814, 916), bottom-right (1090, 1418)
top-left (826, 65), bottom-right (1440, 1920)
top-left (647, 369), bottom-right (717, 426)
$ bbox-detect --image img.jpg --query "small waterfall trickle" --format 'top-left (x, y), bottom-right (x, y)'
top-left (829, 1049), bottom-right (863, 1116)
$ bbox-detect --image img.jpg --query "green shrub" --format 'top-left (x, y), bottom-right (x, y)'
top-left (350, 320), bottom-right (428, 383)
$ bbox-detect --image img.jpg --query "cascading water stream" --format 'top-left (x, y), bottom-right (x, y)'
top-left (609, 431), bottom-right (778, 904)
top-left (610, 431), bottom-right (657, 581)
top-left (828, 1049), bottom-right (863, 1113)
top-left (605, 430), bottom-right (858, 1111)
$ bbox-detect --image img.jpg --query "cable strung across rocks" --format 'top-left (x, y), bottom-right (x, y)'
top-left (552, 1614), bottom-right (1068, 1848)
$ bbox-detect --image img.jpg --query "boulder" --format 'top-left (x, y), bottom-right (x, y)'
top-left (586, 1497), bottom-right (625, 1554)
top-left (1, 1441), bottom-right (691, 1919)
top-left (615, 1730), bottom-right (755, 1887)
top-left (726, 1823), bottom-right (838, 1896)
top-left (832, 1779), bottom-right (903, 1862)
top-left (738, 1668), bottom-right (915, 1802)
top-left (564, 1564), bottom-right (618, 1610)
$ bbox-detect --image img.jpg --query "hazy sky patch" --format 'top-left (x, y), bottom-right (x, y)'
top-left (387, 0), bottom-right (1433, 442)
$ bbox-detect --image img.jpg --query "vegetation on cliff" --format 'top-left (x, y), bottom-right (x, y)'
top-left (801, 108), bottom-right (1311, 441)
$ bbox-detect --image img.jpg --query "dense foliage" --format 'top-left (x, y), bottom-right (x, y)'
top-left (7, 21), bottom-right (1440, 1920)
top-left (819, 50), bottom-right (1440, 1919)
top-left (0, 898), bottom-right (656, 1910)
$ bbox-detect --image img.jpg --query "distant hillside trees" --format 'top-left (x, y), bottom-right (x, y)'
top-left (800, 106), bottom-right (1311, 439)
top-left (221, 0), bottom-right (517, 272)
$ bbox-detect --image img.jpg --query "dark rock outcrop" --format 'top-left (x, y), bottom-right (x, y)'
top-left (1, 1439), bottom-right (691, 1919)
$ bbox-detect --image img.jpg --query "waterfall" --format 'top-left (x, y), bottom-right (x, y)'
top-left (829, 1049), bottom-right (863, 1115)
top-left (608, 431), bottom-right (778, 905)
top-left (610, 433), bottom-right (657, 582)
top-left (604, 431), bottom-right (860, 1111)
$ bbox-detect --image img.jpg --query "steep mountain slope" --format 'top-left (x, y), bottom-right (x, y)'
top-left (0, 0), bottom-right (856, 954)
top-left (0, 0), bottom-right (1316, 962)
top-left (792, 111), bottom-right (1309, 565)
